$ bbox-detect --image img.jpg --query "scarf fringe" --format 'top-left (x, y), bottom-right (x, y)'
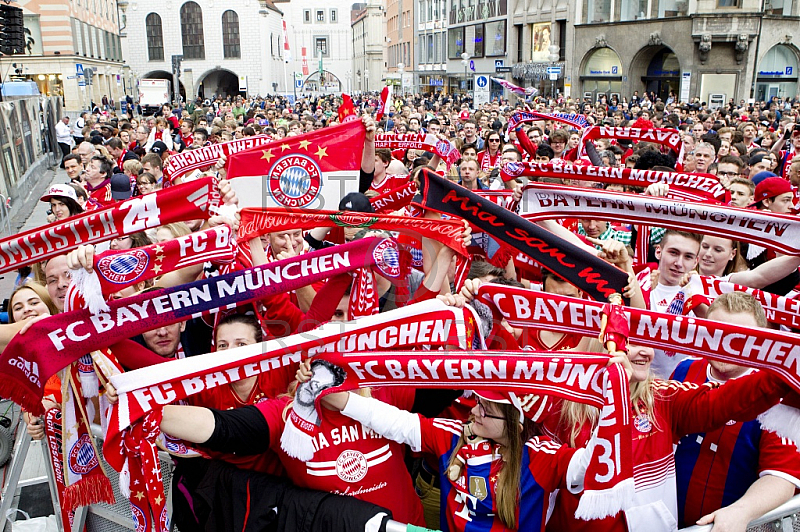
top-left (0, 381), bottom-right (46, 416)
top-left (280, 415), bottom-right (316, 461)
top-left (71, 268), bottom-right (110, 315)
top-left (62, 476), bottom-right (115, 511)
top-left (758, 403), bottom-right (800, 450)
top-left (574, 477), bottom-right (635, 521)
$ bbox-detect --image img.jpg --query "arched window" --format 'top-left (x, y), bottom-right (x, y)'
top-left (180, 1), bottom-right (205, 60)
top-left (222, 10), bottom-right (240, 59)
top-left (145, 13), bottom-right (164, 61)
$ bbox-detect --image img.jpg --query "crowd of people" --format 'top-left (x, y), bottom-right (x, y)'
top-left (14, 88), bottom-right (800, 532)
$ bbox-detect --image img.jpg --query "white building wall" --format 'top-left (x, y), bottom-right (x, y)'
top-left (120, 0), bottom-right (284, 99)
top-left (279, 0), bottom-right (355, 94)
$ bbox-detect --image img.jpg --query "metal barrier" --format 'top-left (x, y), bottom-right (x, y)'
top-left (680, 494), bottom-right (800, 532)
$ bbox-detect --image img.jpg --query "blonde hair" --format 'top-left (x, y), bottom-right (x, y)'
top-left (157, 222), bottom-right (192, 240)
top-left (708, 292), bottom-right (767, 327)
top-left (123, 159), bottom-right (142, 176)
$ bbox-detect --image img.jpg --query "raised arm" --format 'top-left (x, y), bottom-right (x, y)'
top-left (728, 255), bottom-right (800, 289)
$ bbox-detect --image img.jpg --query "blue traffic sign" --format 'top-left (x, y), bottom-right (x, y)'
top-left (469, 60), bottom-right (475, 72)
top-left (546, 66), bottom-right (561, 75)
top-left (76, 63), bottom-right (84, 76)
top-left (476, 76), bottom-right (488, 88)
top-left (295, 79), bottom-right (303, 89)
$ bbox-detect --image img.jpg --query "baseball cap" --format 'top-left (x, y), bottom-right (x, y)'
top-left (40, 184), bottom-right (79, 203)
top-left (110, 173), bottom-right (133, 201)
top-left (150, 141), bottom-right (169, 155)
top-left (474, 390), bottom-right (524, 424)
top-left (748, 153), bottom-right (765, 167)
top-left (338, 192), bottom-right (374, 213)
top-left (459, 110), bottom-right (470, 121)
top-left (752, 177), bottom-right (793, 206)
top-left (751, 171), bottom-right (777, 186)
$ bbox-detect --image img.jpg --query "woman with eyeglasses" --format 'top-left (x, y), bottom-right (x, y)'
top-left (477, 133), bottom-right (503, 175)
top-left (304, 362), bottom-right (627, 532)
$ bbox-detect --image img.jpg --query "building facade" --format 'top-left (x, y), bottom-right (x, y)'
top-left (415, 0), bottom-right (447, 94)
top-left (445, 0), bottom-right (508, 99)
top-left (352, 3), bottom-right (385, 93)
top-left (118, 0), bottom-right (284, 102)
top-left (573, 0), bottom-right (800, 105)
top-left (386, 0), bottom-right (415, 93)
top-left (2, 0), bottom-right (125, 113)
top-left (276, 0), bottom-right (355, 95)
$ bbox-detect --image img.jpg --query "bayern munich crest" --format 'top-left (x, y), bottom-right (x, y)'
top-left (373, 239), bottom-right (401, 279)
top-left (267, 154), bottom-right (322, 208)
top-left (503, 161), bottom-right (524, 177)
top-left (97, 249), bottom-right (149, 285)
top-left (336, 450), bottom-right (369, 483)
top-left (436, 139), bottom-right (453, 157)
top-left (130, 503), bottom-right (147, 532)
top-left (68, 434), bottom-right (99, 475)
top-left (634, 413), bottom-right (652, 433)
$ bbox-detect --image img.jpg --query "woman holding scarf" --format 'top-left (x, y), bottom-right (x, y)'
top-left (292, 357), bottom-right (633, 532)
top-left (477, 132), bottom-right (503, 175)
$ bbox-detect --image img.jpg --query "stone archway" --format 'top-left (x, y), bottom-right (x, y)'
top-left (302, 70), bottom-right (343, 93)
top-left (195, 68), bottom-right (241, 100)
top-left (629, 45), bottom-right (680, 102)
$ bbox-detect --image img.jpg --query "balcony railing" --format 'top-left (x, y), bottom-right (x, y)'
top-left (449, 0), bottom-right (506, 24)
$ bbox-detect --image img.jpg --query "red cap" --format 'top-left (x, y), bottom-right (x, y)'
top-left (752, 177), bottom-right (793, 206)
top-left (475, 390), bottom-right (524, 423)
top-left (459, 110), bottom-right (470, 121)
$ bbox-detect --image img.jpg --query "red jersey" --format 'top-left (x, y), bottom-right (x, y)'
top-left (672, 358), bottom-right (800, 527)
top-left (191, 372), bottom-right (288, 476)
top-left (369, 174), bottom-right (410, 196)
top-left (546, 370), bottom-right (789, 532)
top-left (256, 388), bottom-right (425, 526)
top-left (85, 179), bottom-right (113, 207)
top-left (477, 150), bottom-right (500, 173)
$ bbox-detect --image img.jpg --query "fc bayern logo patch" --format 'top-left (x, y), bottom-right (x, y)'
top-left (435, 139), bottom-right (452, 157)
top-left (97, 249), bottom-right (149, 285)
top-left (68, 434), bottom-right (99, 475)
top-left (372, 239), bottom-right (401, 279)
top-left (634, 413), bottom-right (652, 433)
top-left (267, 154), bottom-right (322, 208)
top-left (336, 450), bottom-right (369, 483)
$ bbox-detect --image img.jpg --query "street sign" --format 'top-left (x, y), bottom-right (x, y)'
top-left (549, 73), bottom-right (558, 81)
top-left (295, 79), bottom-right (303, 89)
top-left (494, 59), bottom-right (504, 68)
top-left (469, 60), bottom-right (475, 72)
top-left (75, 63), bottom-right (84, 76)
top-left (495, 66), bottom-right (512, 73)
top-left (474, 74), bottom-right (490, 106)
top-left (476, 75), bottom-right (488, 88)
top-left (546, 66), bottom-right (561, 75)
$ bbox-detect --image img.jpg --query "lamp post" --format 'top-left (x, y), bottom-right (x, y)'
top-left (460, 52), bottom-right (471, 99)
top-left (397, 62), bottom-right (405, 96)
top-left (548, 44), bottom-right (560, 101)
top-left (365, 69), bottom-right (370, 92)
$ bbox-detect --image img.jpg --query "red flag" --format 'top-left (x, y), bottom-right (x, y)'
top-left (338, 93), bottom-right (356, 123)
top-left (225, 120), bottom-right (366, 209)
top-left (375, 87), bottom-right (390, 121)
top-left (301, 47), bottom-right (309, 76)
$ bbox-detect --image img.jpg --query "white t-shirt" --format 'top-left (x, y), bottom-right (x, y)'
top-left (649, 282), bottom-right (689, 379)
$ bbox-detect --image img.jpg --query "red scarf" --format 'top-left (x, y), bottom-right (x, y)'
top-left (478, 283), bottom-right (800, 391)
top-left (305, 350), bottom-right (632, 519)
top-left (375, 87), bottom-right (390, 121)
top-left (478, 149), bottom-right (500, 174)
top-left (520, 183), bottom-right (800, 256)
top-left (43, 409), bottom-right (77, 531)
top-left (507, 110), bottom-right (590, 130)
top-left (0, 178), bottom-right (222, 275)
top-left (502, 162), bottom-right (727, 202)
top-left (578, 126), bottom-right (684, 164)
top-left (370, 182), bottom-right (418, 213)
top-left (72, 225), bottom-right (236, 314)
top-left (0, 238), bottom-right (394, 415)
top-left (375, 133), bottom-right (460, 167)
top-left (165, 136), bottom-right (272, 181)
top-left (681, 275), bottom-right (800, 330)
top-left (103, 301), bottom-right (469, 531)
